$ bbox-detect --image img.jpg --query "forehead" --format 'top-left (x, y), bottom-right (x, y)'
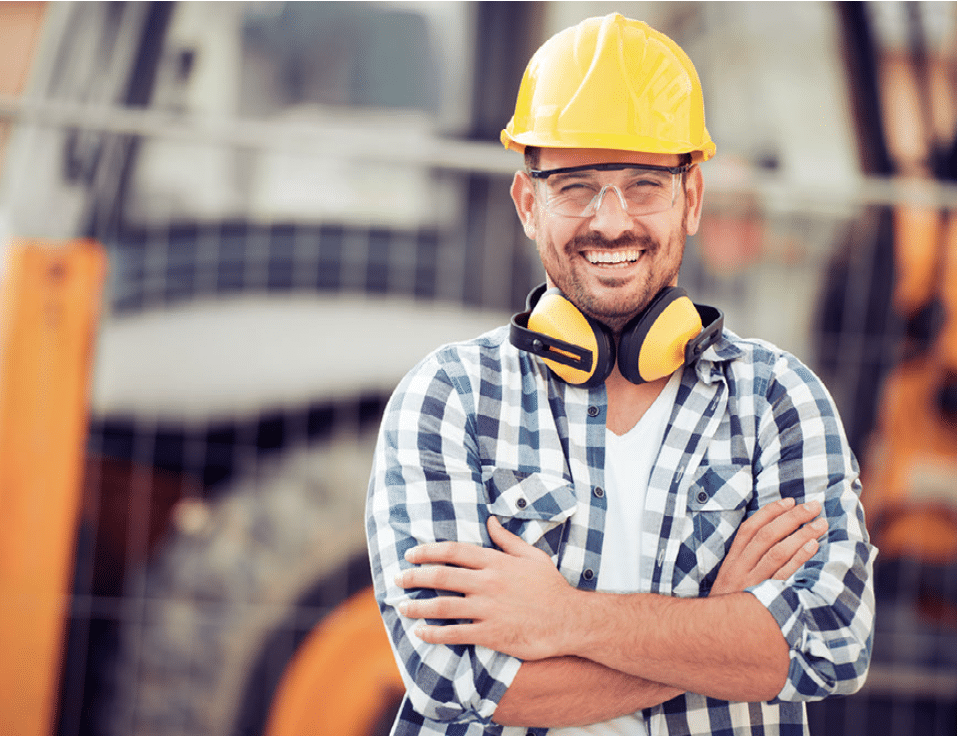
top-left (537, 147), bottom-right (683, 170)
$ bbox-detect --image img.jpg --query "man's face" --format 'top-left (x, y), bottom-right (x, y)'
top-left (511, 147), bottom-right (704, 334)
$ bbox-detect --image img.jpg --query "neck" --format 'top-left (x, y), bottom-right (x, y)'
top-left (604, 365), bottom-right (670, 436)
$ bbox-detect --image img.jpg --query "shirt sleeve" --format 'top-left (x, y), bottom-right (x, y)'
top-left (365, 351), bottom-right (523, 727)
top-left (746, 352), bottom-right (877, 701)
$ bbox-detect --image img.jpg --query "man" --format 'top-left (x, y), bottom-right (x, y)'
top-left (367, 13), bottom-right (875, 736)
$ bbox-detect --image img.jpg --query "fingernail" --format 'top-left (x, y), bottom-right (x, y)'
top-left (804, 501), bottom-right (821, 513)
top-left (812, 517), bottom-right (828, 532)
top-left (804, 539), bottom-right (818, 552)
top-left (398, 601), bottom-right (409, 616)
top-left (780, 497), bottom-right (794, 508)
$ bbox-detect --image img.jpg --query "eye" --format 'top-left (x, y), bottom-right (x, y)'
top-left (558, 182), bottom-right (593, 193)
top-left (626, 176), bottom-right (665, 190)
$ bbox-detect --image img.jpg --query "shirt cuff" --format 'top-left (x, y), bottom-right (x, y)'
top-left (746, 578), bottom-right (803, 700)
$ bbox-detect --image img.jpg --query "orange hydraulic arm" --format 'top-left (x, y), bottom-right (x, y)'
top-left (0, 239), bottom-right (106, 736)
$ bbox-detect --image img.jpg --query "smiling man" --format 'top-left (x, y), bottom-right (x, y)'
top-left (366, 14), bottom-right (875, 736)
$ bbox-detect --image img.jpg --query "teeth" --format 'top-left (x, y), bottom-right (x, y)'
top-left (585, 250), bottom-right (640, 264)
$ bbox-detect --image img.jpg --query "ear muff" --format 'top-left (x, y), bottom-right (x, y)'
top-left (509, 285), bottom-right (615, 387)
top-left (618, 287), bottom-right (723, 383)
top-left (510, 284), bottom-right (723, 387)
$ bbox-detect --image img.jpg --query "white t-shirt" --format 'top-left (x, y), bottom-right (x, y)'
top-left (551, 370), bottom-right (682, 736)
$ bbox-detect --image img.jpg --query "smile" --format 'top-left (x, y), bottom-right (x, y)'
top-left (583, 250), bottom-right (641, 264)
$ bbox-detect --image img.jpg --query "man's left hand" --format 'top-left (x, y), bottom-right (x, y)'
top-left (396, 516), bottom-right (574, 660)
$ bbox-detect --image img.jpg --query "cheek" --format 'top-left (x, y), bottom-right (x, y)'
top-left (536, 225), bottom-right (574, 259)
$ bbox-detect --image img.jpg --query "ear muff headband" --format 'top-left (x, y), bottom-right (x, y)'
top-left (510, 284), bottom-right (723, 387)
top-left (509, 286), bottom-right (614, 387)
top-left (688, 304), bottom-right (725, 364)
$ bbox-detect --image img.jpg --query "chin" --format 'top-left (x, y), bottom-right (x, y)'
top-left (580, 295), bottom-right (643, 329)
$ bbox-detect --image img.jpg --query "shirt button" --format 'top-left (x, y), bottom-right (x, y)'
top-left (593, 486), bottom-right (604, 498)
top-left (583, 568), bottom-right (594, 580)
top-left (697, 491), bottom-right (709, 503)
top-left (516, 498), bottom-right (528, 509)
top-left (587, 405), bottom-right (600, 417)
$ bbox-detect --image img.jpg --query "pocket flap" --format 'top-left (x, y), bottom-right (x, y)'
top-left (486, 469), bottom-right (578, 522)
top-left (688, 464), bottom-right (753, 511)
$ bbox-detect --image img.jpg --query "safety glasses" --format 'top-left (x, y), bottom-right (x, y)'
top-left (527, 162), bottom-right (690, 219)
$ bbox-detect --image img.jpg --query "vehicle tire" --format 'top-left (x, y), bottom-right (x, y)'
top-left (106, 430), bottom-right (394, 736)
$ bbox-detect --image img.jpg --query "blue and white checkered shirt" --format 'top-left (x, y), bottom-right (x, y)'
top-left (366, 325), bottom-right (876, 736)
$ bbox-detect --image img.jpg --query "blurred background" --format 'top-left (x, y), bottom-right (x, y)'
top-left (0, 2), bottom-right (955, 735)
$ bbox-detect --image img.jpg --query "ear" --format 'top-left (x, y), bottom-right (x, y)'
top-left (510, 171), bottom-right (538, 240)
top-left (682, 164), bottom-right (705, 236)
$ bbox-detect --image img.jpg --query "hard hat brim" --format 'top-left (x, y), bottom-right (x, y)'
top-left (501, 126), bottom-right (716, 164)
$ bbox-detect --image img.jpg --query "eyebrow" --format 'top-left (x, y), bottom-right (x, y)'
top-left (550, 170), bottom-right (596, 184)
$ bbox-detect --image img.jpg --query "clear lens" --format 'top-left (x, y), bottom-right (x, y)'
top-left (535, 167), bottom-right (683, 219)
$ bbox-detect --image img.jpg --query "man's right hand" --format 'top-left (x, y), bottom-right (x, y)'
top-left (710, 497), bottom-right (827, 596)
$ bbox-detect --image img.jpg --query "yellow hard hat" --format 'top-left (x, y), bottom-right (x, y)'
top-left (501, 13), bottom-right (716, 162)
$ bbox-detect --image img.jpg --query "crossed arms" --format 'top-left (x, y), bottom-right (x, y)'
top-left (397, 500), bottom-right (824, 727)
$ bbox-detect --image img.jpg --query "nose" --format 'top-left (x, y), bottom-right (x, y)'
top-left (588, 185), bottom-right (634, 239)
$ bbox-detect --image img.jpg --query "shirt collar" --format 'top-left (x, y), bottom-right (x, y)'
top-left (692, 330), bottom-right (743, 385)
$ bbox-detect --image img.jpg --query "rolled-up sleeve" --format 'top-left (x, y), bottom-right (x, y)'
top-left (747, 353), bottom-right (877, 701)
top-left (366, 351), bottom-right (523, 728)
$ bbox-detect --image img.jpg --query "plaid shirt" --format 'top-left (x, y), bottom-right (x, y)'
top-left (366, 325), bottom-right (876, 736)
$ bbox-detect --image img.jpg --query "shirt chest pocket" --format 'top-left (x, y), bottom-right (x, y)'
top-left (684, 464), bottom-right (753, 593)
top-left (484, 469), bottom-right (578, 560)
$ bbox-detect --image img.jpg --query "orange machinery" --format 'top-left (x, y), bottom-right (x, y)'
top-left (0, 240), bottom-right (106, 736)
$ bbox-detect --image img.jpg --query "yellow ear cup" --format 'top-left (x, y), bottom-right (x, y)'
top-left (634, 297), bottom-right (702, 382)
top-left (509, 285), bottom-right (617, 388)
top-left (528, 291), bottom-right (602, 385)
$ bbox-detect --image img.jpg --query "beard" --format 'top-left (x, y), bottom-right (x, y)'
top-left (542, 230), bottom-right (684, 335)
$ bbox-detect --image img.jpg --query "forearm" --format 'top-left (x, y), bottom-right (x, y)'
top-left (493, 657), bottom-right (683, 728)
top-left (565, 590), bottom-right (788, 702)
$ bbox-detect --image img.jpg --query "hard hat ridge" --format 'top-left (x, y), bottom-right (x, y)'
top-left (501, 13), bottom-right (715, 162)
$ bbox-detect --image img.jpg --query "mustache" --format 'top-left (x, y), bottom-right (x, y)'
top-left (570, 232), bottom-right (657, 252)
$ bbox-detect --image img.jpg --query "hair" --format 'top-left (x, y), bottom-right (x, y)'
top-left (523, 146), bottom-right (541, 171)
